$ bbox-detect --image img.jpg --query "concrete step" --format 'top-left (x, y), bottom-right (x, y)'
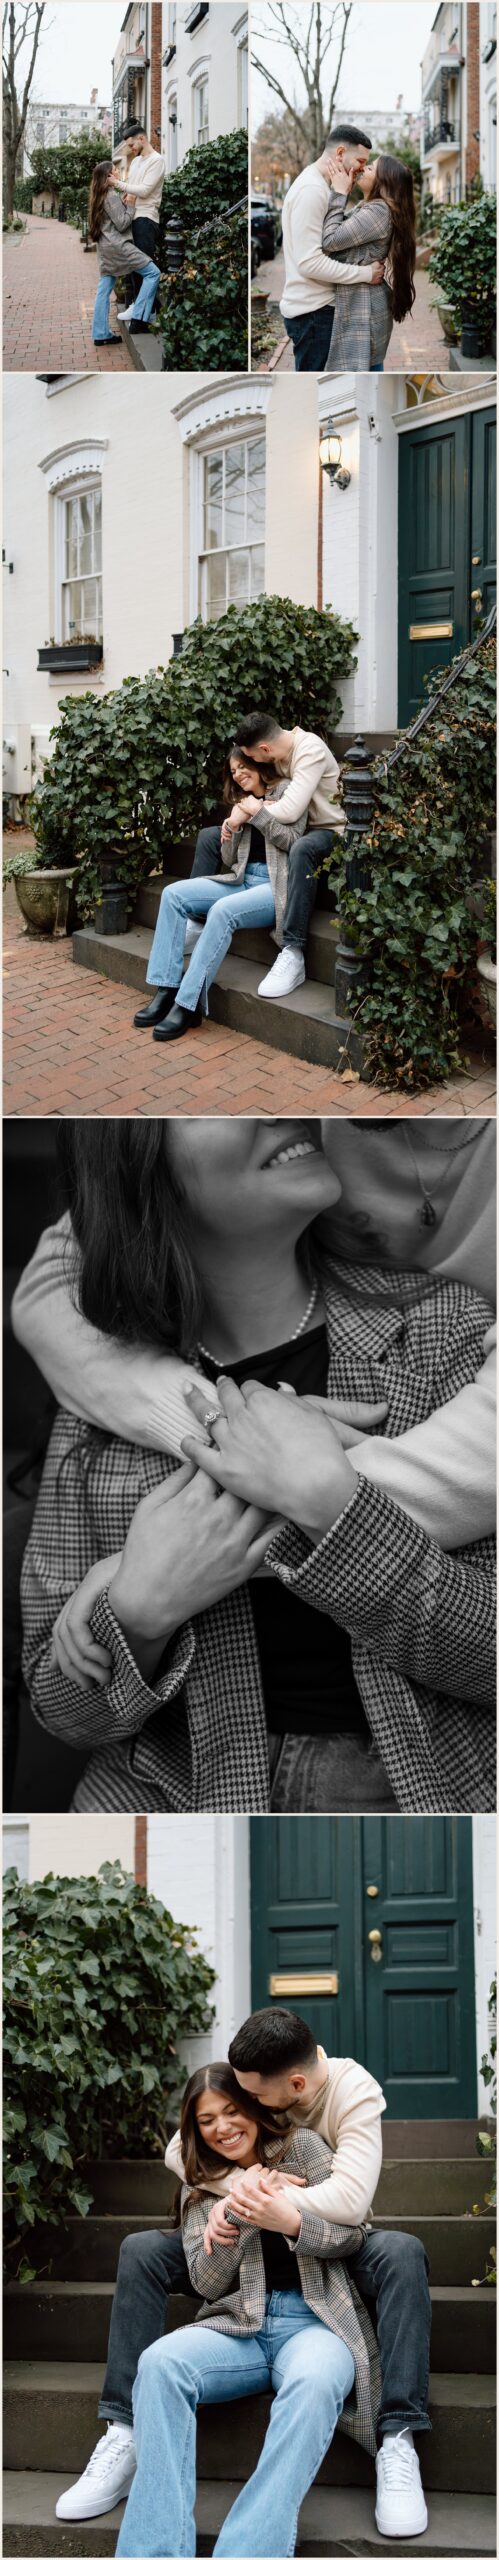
top-left (72, 927), bottom-right (365, 1075)
top-left (34, 2154), bottom-right (489, 2221)
top-left (381, 2121), bottom-right (490, 2160)
top-left (82, 900), bottom-right (341, 989)
top-left (3, 2475), bottom-right (496, 2558)
top-left (4, 2280), bottom-right (495, 2375)
top-left (25, 2211), bottom-right (496, 2286)
top-left (4, 2364), bottom-right (496, 2493)
top-left (3, 2476), bottom-right (497, 2559)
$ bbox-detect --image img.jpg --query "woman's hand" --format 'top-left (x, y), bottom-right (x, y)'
top-left (324, 151), bottom-right (354, 193)
top-left (372, 259), bottom-right (385, 284)
top-left (182, 1378), bottom-right (356, 1541)
top-left (52, 1553), bottom-right (123, 1691)
top-left (297, 1390), bottom-right (388, 1450)
top-left (108, 1460), bottom-right (282, 1680)
top-left (225, 2166), bottom-right (301, 2239)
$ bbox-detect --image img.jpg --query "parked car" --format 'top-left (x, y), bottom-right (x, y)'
top-left (251, 199), bottom-right (282, 264)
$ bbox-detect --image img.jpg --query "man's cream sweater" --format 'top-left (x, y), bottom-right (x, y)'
top-left (281, 165), bottom-right (375, 315)
top-left (164, 2050), bottom-right (385, 2226)
top-left (259, 727), bottom-right (345, 832)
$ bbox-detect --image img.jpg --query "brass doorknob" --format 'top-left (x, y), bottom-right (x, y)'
top-left (368, 1927), bottom-right (382, 1944)
top-left (471, 589), bottom-right (482, 602)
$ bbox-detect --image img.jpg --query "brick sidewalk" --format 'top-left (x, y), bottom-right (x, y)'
top-left (3, 910), bottom-right (496, 1118)
top-left (3, 214), bottom-right (130, 373)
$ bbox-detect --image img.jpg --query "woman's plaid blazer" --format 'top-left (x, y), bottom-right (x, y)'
top-left (21, 1258), bottom-right (496, 1813)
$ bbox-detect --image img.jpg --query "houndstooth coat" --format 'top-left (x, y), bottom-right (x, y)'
top-left (21, 1259), bottom-right (496, 1814)
top-left (180, 2125), bottom-right (381, 2460)
top-left (322, 191), bottom-right (393, 371)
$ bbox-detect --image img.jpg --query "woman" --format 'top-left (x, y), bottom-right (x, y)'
top-left (88, 163), bottom-right (160, 347)
top-left (134, 749), bottom-right (304, 1044)
top-left (323, 154), bottom-right (416, 372)
top-left (20, 1121), bottom-right (495, 1815)
top-left (116, 2062), bottom-right (379, 2558)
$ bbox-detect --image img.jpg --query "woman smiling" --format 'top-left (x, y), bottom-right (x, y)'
top-left (20, 1119), bottom-right (495, 1814)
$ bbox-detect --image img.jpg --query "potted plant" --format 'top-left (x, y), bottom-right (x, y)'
top-left (466, 874), bottom-right (497, 1031)
top-left (3, 843), bottom-right (77, 937)
top-left (38, 634), bottom-right (103, 673)
top-left (429, 193), bottom-right (497, 359)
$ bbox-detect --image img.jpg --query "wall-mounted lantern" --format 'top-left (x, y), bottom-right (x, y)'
top-left (319, 417), bottom-right (351, 490)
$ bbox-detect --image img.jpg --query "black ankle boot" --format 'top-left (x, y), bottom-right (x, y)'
top-left (153, 1001), bottom-right (203, 1042)
top-left (134, 988), bottom-right (177, 1028)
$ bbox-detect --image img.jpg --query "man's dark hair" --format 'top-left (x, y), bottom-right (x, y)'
top-left (232, 713), bottom-right (282, 748)
top-left (327, 122), bottom-right (372, 148)
top-left (229, 2007), bottom-right (318, 2074)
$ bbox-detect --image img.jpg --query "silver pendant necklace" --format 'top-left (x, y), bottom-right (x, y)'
top-left (403, 1130), bottom-right (456, 1230)
top-left (197, 1276), bottom-right (319, 1369)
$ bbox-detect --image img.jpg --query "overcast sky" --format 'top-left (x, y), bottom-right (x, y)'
top-left (251, 1), bottom-right (439, 129)
top-left (14, 5), bottom-right (124, 108)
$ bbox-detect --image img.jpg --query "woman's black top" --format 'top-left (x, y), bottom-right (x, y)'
top-left (261, 2227), bottom-right (301, 2292)
top-left (199, 1323), bottom-right (369, 1742)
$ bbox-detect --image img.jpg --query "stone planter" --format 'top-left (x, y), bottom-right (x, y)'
top-left (476, 946), bottom-right (497, 1032)
top-left (14, 865), bottom-right (76, 937)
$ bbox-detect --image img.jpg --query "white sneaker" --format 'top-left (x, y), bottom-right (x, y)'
top-left (55, 2423), bottom-right (136, 2520)
top-left (258, 949), bottom-right (306, 999)
top-left (184, 918), bottom-right (203, 955)
top-left (375, 2431), bottom-right (428, 2538)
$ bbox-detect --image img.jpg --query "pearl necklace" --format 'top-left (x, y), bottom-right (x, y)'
top-left (196, 1277), bottom-right (319, 1369)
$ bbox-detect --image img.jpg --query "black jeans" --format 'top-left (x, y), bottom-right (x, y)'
top-left (99, 2222), bottom-right (431, 2439)
top-left (128, 213), bottom-right (160, 306)
top-left (284, 307), bottom-right (334, 371)
top-left (191, 823), bottom-right (333, 954)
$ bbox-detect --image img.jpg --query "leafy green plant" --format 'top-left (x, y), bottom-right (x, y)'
top-left (30, 593), bottom-right (357, 923)
top-left (429, 194), bottom-right (497, 347)
top-left (157, 132), bottom-right (249, 368)
top-left (2, 844), bottom-right (42, 889)
top-left (471, 1977), bottom-right (496, 2289)
top-left (18, 133), bottom-right (110, 226)
top-left (331, 632), bottom-right (496, 1089)
top-left (3, 1860), bottom-right (215, 2280)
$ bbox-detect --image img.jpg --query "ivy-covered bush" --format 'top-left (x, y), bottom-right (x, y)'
top-left (19, 133), bottom-right (111, 227)
top-left (430, 195), bottom-right (497, 347)
top-left (4, 1860), bottom-right (215, 2280)
top-left (30, 593), bottom-right (358, 921)
top-left (157, 132), bottom-right (249, 368)
top-left (334, 632), bottom-right (496, 1090)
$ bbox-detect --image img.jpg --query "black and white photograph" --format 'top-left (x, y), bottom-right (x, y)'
top-left (4, 1114), bottom-right (496, 1818)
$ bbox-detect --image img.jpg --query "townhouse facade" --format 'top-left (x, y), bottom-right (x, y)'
top-left (111, 2), bottom-right (247, 166)
top-left (421, 1), bottom-right (495, 203)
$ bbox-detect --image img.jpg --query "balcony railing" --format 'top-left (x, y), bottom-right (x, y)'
top-left (423, 117), bottom-right (459, 151)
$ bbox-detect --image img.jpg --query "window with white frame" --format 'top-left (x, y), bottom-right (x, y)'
top-left (193, 74), bottom-right (209, 143)
top-left (199, 433), bottom-right (265, 620)
top-left (57, 480), bottom-right (102, 642)
top-left (168, 94), bottom-right (178, 169)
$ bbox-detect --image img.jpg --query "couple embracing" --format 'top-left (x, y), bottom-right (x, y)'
top-left (90, 123), bottom-right (164, 347)
top-left (134, 712), bottom-right (343, 1041)
top-left (281, 120), bottom-right (417, 373)
top-left (56, 2007), bottom-right (430, 2553)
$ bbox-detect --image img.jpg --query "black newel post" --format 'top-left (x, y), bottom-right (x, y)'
top-left (164, 216), bottom-right (185, 275)
top-left (334, 735), bottom-right (375, 1020)
top-left (95, 849), bottom-right (129, 936)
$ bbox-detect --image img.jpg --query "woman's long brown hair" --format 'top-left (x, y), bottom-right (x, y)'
top-left (371, 154), bottom-right (416, 323)
top-left (222, 750), bottom-right (276, 811)
top-left (178, 2062), bottom-right (287, 2201)
top-left (88, 162), bottom-right (114, 243)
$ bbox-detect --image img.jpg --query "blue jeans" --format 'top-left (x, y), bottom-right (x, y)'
top-left (116, 2291), bottom-right (355, 2559)
top-left (284, 307), bottom-right (334, 370)
top-left (92, 261), bottom-right (160, 341)
top-left (145, 863), bottom-right (276, 1013)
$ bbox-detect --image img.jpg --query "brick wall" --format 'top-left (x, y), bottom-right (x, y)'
top-left (465, 0), bottom-right (481, 187)
top-left (149, 1), bottom-right (163, 149)
top-left (135, 1815), bottom-right (148, 1885)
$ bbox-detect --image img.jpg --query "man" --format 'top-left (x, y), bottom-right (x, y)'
top-left (226, 708), bottom-right (345, 999)
top-left (281, 122), bottom-right (385, 370)
top-left (54, 2012), bottom-right (429, 2539)
top-left (115, 122), bottom-right (165, 313)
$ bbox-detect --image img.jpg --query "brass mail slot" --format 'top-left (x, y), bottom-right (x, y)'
top-left (409, 620), bottom-right (453, 641)
top-left (269, 1972), bottom-right (338, 1996)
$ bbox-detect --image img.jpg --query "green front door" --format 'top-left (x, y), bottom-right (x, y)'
top-left (250, 1818), bottom-right (477, 2118)
top-left (398, 405), bottom-right (496, 724)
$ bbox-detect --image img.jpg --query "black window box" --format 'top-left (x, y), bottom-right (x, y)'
top-left (185, 2), bottom-right (209, 31)
top-left (38, 642), bottom-right (103, 671)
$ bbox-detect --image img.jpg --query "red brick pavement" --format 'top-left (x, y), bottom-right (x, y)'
top-left (3, 215), bottom-right (130, 374)
top-left (3, 909), bottom-right (496, 1119)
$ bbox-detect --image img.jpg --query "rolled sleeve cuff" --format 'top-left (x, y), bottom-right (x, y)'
top-left (90, 1588), bottom-right (195, 1732)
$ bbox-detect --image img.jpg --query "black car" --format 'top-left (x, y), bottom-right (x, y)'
top-left (251, 198), bottom-right (282, 263)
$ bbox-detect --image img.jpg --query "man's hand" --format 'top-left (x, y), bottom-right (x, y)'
top-left (226, 2166), bottom-right (302, 2238)
top-left (283, 1389), bottom-right (389, 1451)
